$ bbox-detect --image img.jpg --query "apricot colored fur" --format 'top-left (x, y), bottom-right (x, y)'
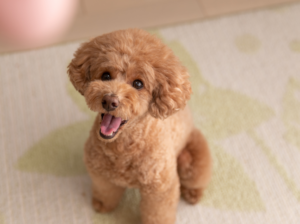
top-left (68, 29), bottom-right (212, 224)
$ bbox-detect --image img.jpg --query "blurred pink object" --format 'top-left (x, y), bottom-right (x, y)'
top-left (0, 0), bottom-right (78, 48)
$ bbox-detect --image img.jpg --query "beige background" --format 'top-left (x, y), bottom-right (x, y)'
top-left (65, 0), bottom-right (300, 41)
top-left (0, 0), bottom-right (299, 53)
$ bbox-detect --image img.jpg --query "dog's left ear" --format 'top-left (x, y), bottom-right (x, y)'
top-left (149, 64), bottom-right (192, 119)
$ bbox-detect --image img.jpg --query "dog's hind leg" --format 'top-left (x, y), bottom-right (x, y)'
top-left (177, 128), bottom-right (212, 204)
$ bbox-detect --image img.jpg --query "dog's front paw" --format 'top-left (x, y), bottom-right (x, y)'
top-left (180, 186), bottom-right (203, 205)
top-left (92, 197), bottom-right (114, 213)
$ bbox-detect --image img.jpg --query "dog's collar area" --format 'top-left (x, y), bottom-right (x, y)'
top-left (99, 113), bottom-right (128, 139)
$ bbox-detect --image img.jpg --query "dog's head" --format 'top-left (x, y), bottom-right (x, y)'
top-left (68, 29), bottom-right (191, 141)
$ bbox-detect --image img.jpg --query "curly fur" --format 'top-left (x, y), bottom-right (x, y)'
top-left (68, 29), bottom-right (212, 224)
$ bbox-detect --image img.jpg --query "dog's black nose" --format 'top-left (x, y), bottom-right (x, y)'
top-left (102, 95), bottom-right (119, 111)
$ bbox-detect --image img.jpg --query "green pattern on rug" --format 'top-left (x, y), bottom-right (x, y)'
top-left (201, 144), bottom-right (265, 210)
top-left (16, 82), bottom-right (96, 176)
top-left (16, 120), bottom-right (90, 176)
top-left (235, 34), bottom-right (261, 54)
top-left (191, 87), bottom-right (273, 140)
top-left (249, 130), bottom-right (300, 203)
top-left (290, 40), bottom-right (300, 53)
top-left (283, 78), bottom-right (300, 150)
top-left (164, 37), bottom-right (274, 141)
top-left (0, 214), bottom-right (4, 224)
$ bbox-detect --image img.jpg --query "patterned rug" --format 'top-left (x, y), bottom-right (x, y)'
top-left (1, 3), bottom-right (300, 224)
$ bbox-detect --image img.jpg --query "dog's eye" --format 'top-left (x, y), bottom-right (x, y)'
top-left (101, 72), bottom-right (111, 81)
top-left (133, 80), bottom-right (143, 89)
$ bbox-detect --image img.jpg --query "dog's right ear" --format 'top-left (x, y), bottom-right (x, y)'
top-left (67, 43), bottom-right (91, 95)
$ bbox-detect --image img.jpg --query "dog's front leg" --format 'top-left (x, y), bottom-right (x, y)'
top-left (140, 176), bottom-right (180, 224)
top-left (89, 172), bottom-right (125, 213)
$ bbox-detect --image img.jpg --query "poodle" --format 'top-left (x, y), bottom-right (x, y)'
top-left (68, 29), bottom-right (212, 224)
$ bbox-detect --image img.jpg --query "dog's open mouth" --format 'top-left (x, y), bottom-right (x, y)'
top-left (99, 113), bottom-right (127, 139)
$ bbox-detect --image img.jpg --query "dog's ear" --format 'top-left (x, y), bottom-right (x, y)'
top-left (149, 63), bottom-right (192, 119)
top-left (67, 42), bottom-right (92, 95)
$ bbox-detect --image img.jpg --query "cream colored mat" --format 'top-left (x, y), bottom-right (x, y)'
top-left (1, 3), bottom-right (300, 224)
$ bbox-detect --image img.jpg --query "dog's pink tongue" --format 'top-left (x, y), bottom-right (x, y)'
top-left (100, 114), bottom-right (122, 135)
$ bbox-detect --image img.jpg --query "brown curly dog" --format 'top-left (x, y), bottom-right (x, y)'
top-left (68, 29), bottom-right (212, 224)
